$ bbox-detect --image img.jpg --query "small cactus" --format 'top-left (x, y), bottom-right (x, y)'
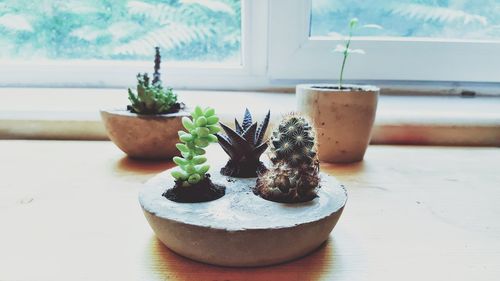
top-left (255, 114), bottom-right (320, 203)
top-left (127, 47), bottom-right (181, 115)
top-left (270, 114), bottom-right (316, 167)
top-left (171, 106), bottom-right (220, 187)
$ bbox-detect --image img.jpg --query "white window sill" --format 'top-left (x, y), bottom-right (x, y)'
top-left (0, 88), bottom-right (499, 146)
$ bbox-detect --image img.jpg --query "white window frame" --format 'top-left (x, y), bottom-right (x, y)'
top-left (0, 0), bottom-right (500, 91)
top-left (268, 0), bottom-right (500, 84)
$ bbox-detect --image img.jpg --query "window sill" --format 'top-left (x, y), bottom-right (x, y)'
top-left (1, 88), bottom-right (499, 146)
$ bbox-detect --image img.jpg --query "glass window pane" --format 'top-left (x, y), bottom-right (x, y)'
top-left (311, 0), bottom-right (500, 40)
top-left (0, 0), bottom-right (241, 63)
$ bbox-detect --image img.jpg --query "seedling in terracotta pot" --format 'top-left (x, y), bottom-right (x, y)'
top-left (163, 106), bottom-right (225, 203)
top-left (255, 114), bottom-right (320, 203)
top-left (100, 47), bottom-right (189, 160)
top-left (296, 18), bottom-right (380, 163)
top-left (216, 109), bottom-right (271, 177)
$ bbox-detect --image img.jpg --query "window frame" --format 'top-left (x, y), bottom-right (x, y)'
top-left (0, 0), bottom-right (499, 91)
top-left (268, 0), bottom-right (500, 84)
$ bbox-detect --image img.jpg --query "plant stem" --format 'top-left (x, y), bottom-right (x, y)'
top-left (339, 29), bottom-right (353, 89)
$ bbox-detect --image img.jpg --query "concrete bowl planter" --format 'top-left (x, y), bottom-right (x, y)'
top-left (139, 166), bottom-right (347, 267)
top-left (100, 109), bottom-right (189, 160)
top-left (296, 84), bottom-right (379, 163)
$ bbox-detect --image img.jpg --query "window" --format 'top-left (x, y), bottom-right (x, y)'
top-left (0, 0), bottom-right (241, 63)
top-left (268, 0), bottom-right (500, 84)
top-left (311, 0), bottom-right (500, 40)
top-left (1, 0), bottom-right (499, 89)
top-left (0, 0), bottom-right (265, 89)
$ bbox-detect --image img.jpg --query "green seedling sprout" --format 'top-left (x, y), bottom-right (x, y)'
top-left (333, 19), bottom-right (384, 88)
top-left (171, 106), bottom-right (220, 187)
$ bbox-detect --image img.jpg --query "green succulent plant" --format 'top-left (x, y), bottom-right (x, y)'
top-left (255, 114), bottom-right (320, 203)
top-left (217, 109), bottom-right (270, 177)
top-left (171, 106), bottom-right (220, 187)
top-left (127, 47), bottom-right (180, 114)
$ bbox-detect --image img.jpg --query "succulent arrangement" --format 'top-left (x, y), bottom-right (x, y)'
top-left (127, 47), bottom-right (182, 115)
top-left (217, 109), bottom-right (270, 178)
top-left (164, 106), bottom-right (225, 202)
top-left (255, 114), bottom-right (320, 203)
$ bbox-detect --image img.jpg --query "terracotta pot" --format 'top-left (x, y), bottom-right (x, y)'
top-left (100, 109), bottom-right (189, 160)
top-left (139, 166), bottom-right (347, 267)
top-left (296, 84), bottom-right (379, 163)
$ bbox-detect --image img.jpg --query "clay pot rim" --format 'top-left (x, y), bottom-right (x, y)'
top-left (297, 83), bottom-right (380, 93)
top-left (100, 108), bottom-right (190, 119)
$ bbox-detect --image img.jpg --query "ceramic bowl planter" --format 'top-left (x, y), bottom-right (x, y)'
top-left (139, 166), bottom-right (346, 267)
top-left (296, 84), bottom-right (379, 163)
top-left (139, 109), bottom-right (347, 267)
top-left (101, 47), bottom-right (187, 160)
top-left (100, 109), bottom-right (189, 160)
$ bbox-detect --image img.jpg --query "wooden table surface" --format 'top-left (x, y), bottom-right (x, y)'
top-left (0, 140), bottom-right (499, 281)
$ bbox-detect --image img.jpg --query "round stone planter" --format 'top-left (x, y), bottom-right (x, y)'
top-left (296, 84), bottom-right (379, 163)
top-left (100, 109), bottom-right (189, 160)
top-left (139, 167), bottom-right (347, 267)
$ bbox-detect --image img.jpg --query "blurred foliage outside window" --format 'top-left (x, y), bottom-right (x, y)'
top-left (0, 0), bottom-right (241, 62)
top-left (311, 0), bottom-right (500, 40)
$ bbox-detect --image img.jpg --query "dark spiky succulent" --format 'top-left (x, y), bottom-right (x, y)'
top-left (127, 47), bottom-right (181, 115)
top-left (216, 109), bottom-right (270, 178)
top-left (255, 114), bottom-right (320, 203)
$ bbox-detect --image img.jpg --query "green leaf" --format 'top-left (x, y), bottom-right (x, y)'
top-left (128, 89), bottom-right (139, 103)
top-left (171, 170), bottom-right (187, 180)
top-left (185, 164), bottom-right (196, 174)
top-left (197, 127), bottom-right (210, 137)
top-left (207, 116), bottom-right (219, 125)
top-left (194, 138), bottom-right (209, 147)
top-left (206, 134), bottom-right (218, 143)
top-left (197, 164), bottom-right (210, 175)
top-left (350, 18), bottom-right (359, 29)
top-left (192, 155), bottom-right (207, 165)
top-left (182, 117), bottom-right (195, 130)
top-left (207, 125), bottom-right (220, 134)
top-left (194, 106), bottom-right (203, 117)
top-left (196, 116), bottom-right (207, 127)
top-left (194, 147), bottom-right (206, 155)
top-left (173, 156), bottom-right (188, 166)
top-left (180, 134), bottom-right (194, 143)
top-left (188, 174), bottom-right (201, 184)
top-left (176, 143), bottom-right (189, 152)
top-left (204, 108), bottom-right (215, 117)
